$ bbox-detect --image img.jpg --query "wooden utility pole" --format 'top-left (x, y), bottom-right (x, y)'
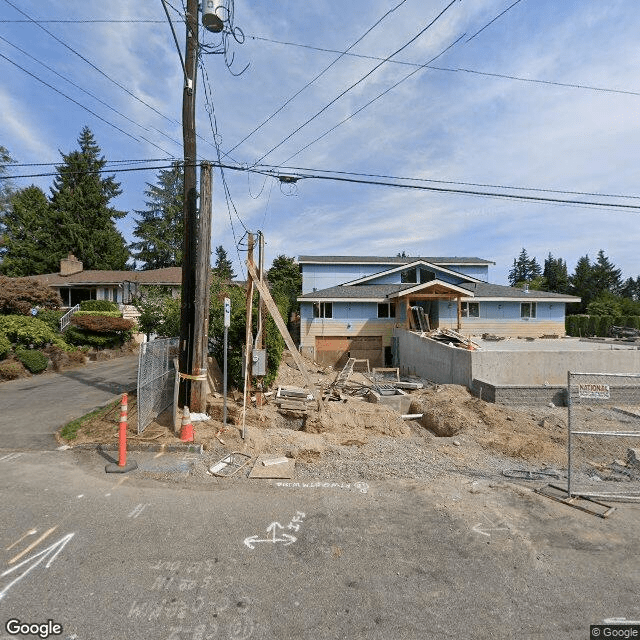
top-left (178, 0), bottom-right (199, 408)
top-left (241, 233), bottom-right (255, 439)
top-left (256, 231), bottom-right (266, 406)
top-left (191, 162), bottom-right (213, 412)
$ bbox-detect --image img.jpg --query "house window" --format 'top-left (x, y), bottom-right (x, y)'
top-left (313, 302), bottom-right (333, 318)
top-left (461, 302), bottom-right (479, 318)
top-left (419, 269), bottom-right (436, 283)
top-left (377, 302), bottom-right (396, 318)
top-left (401, 268), bottom-right (417, 284)
top-left (521, 302), bottom-right (537, 318)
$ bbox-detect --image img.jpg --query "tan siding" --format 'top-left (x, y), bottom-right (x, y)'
top-left (300, 320), bottom-right (397, 356)
top-left (438, 318), bottom-right (566, 337)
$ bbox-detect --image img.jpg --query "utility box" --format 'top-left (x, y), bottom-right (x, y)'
top-left (252, 349), bottom-right (267, 376)
top-left (202, 0), bottom-right (225, 32)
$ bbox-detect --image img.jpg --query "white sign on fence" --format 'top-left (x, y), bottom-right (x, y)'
top-left (578, 383), bottom-right (611, 399)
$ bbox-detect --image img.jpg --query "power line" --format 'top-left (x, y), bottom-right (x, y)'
top-left (227, 0), bottom-right (410, 155)
top-left (466, 0), bottom-right (524, 42)
top-left (6, 160), bottom-right (640, 212)
top-left (0, 19), bottom-right (173, 24)
top-left (8, 158), bottom-right (173, 168)
top-left (245, 35), bottom-right (640, 98)
top-left (252, 0), bottom-right (460, 165)
top-left (2, 0), bottom-right (177, 126)
top-left (0, 33), bottom-right (184, 152)
top-left (283, 32), bottom-right (466, 164)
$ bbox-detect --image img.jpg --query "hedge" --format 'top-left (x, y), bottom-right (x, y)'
top-left (0, 335), bottom-right (11, 360)
top-left (74, 310), bottom-right (122, 318)
top-left (0, 315), bottom-right (67, 348)
top-left (16, 348), bottom-right (49, 374)
top-left (566, 315), bottom-right (640, 337)
top-left (70, 315), bottom-right (134, 333)
top-left (79, 300), bottom-right (119, 312)
top-left (63, 326), bottom-right (131, 349)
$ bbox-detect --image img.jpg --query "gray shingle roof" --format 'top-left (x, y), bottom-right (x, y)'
top-left (26, 267), bottom-right (183, 286)
top-left (299, 281), bottom-right (580, 301)
top-left (298, 255), bottom-right (494, 265)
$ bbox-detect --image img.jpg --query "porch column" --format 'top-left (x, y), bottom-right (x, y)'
top-left (405, 297), bottom-right (411, 329)
top-left (457, 297), bottom-right (461, 330)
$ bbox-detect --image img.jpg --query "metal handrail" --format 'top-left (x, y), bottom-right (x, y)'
top-left (59, 304), bottom-right (80, 331)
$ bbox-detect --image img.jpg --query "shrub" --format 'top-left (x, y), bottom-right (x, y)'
top-left (0, 276), bottom-right (62, 314)
top-left (0, 315), bottom-right (62, 347)
top-left (36, 309), bottom-right (65, 333)
top-left (16, 348), bottom-right (49, 373)
top-left (74, 310), bottom-right (122, 318)
top-left (63, 326), bottom-right (127, 349)
top-left (80, 300), bottom-right (119, 312)
top-left (0, 361), bottom-right (23, 380)
top-left (0, 334), bottom-right (11, 360)
top-left (565, 315), bottom-right (578, 336)
top-left (597, 315), bottom-right (613, 337)
top-left (70, 315), bottom-right (134, 333)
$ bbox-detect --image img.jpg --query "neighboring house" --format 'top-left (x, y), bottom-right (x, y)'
top-left (27, 253), bottom-right (182, 320)
top-left (298, 255), bottom-right (580, 367)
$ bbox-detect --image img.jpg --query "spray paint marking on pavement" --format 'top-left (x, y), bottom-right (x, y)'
top-left (5, 529), bottom-right (37, 551)
top-left (105, 475), bottom-right (129, 496)
top-left (244, 511), bottom-right (306, 550)
top-left (128, 503), bottom-right (151, 519)
top-left (0, 453), bottom-right (23, 462)
top-left (9, 527), bottom-right (57, 564)
top-left (0, 533), bottom-right (74, 601)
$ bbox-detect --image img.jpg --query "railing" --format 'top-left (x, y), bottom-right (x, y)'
top-left (59, 304), bottom-right (80, 331)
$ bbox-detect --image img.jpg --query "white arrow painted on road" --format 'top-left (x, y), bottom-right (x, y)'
top-left (472, 523), bottom-right (510, 537)
top-left (0, 533), bottom-right (75, 601)
top-left (244, 522), bottom-right (297, 549)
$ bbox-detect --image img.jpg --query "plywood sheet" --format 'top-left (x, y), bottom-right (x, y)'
top-left (248, 455), bottom-right (295, 479)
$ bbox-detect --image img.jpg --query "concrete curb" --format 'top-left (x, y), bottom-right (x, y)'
top-left (69, 442), bottom-right (204, 454)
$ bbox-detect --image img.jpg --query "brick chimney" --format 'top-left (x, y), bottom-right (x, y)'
top-left (60, 252), bottom-right (83, 276)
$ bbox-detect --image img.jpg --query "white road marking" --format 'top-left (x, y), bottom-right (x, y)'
top-left (128, 503), bottom-right (150, 519)
top-left (9, 527), bottom-right (57, 564)
top-left (5, 529), bottom-right (37, 552)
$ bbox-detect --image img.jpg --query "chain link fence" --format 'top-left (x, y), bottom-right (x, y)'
top-left (568, 372), bottom-right (640, 501)
top-left (137, 337), bottom-right (180, 434)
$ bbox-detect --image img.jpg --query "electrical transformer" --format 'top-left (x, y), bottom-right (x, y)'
top-left (202, 0), bottom-right (225, 33)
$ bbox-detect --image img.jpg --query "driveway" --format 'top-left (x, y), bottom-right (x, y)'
top-left (0, 355), bottom-right (138, 451)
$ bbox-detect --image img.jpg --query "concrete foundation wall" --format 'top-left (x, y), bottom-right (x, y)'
top-left (471, 348), bottom-right (640, 385)
top-left (471, 379), bottom-right (568, 406)
top-left (395, 328), bottom-right (472, 386)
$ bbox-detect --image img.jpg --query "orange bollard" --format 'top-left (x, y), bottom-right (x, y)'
top-left (180, 406), bottom-right (194, 442)
top-left (105, 393), bottom-right (137, 473)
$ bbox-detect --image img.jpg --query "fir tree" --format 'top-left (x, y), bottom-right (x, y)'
top-left (542, 253), bottom-right (569, 293)
top-left (212, 245), bottom-right (236, 280)
top-left (0, 186), bottom-right (56, 276)
top-left (508, 248), bottom-right (541, 286)
top-left (591, 249), bottom-right (622, 296)
top-left (267, 255), bottom-right (301, 319)
top-left (130, 162), bottom-right (184, 269)
top-left (48, 126), bottom-right (129, 270)
top-left (569, 254), bottom-right (593, 311)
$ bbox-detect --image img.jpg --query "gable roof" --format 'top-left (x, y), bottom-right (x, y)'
top-left (26, 267), bottom-right (183, 287)
top-left (342, 259), bottom-right (484, 286)
top-left (299, 255), bottom-right (495, 266)
top-left (299, 281), bottom-right (580, 303)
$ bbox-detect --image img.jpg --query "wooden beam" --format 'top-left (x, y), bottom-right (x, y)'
top-left (457, 296), bottom-right (462, 330)
top-left (246, 260), bottom-right (323, 412)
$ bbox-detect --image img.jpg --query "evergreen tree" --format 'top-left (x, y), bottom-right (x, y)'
top-left (0, 186), bottom-right (56, 276)
top-left (130, 162), bottom-right (184, 269)
top-left (48, 126), bottom-right (129, 270)
top-left (591, 249), bottom-right (622, 296)
top-left (621, 276), bottom-right (640, 301)
top-left (508, 248), bottom-right (541, 286)
top-left (569, 254), bottom-right (593, 311)
top-left (267, 254), bottom-right (301, 319)
top-left (542, 253), bottom-right (569, 293)
top-left (0, 145), bottom-right (16, 261)
top-left (212, 245), bottom-right (236, 280)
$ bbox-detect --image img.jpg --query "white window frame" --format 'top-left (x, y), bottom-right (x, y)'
top-left (521, 302), bottom-right (537, 319)
top-left (313, 302), bottom-right (333, 319)
top-left (461, 302), bottom-right (479, 318)
top-left (377, 302), bottom-right (396, 318)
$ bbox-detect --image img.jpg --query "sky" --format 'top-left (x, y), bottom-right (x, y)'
top-left (1, 0), bottom-right (639, 284)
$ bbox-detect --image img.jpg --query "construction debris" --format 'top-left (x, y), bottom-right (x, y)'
top-left (275, 386), bottom-right (314, 414)
top-left (208, 452), bottom-right (252, 477)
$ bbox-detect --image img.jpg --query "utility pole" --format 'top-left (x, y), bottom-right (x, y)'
top-left (191, 162), bottom-right (213, 412)
top-left (178, 0), bottom-right (199, 408)
top-left (241, 233), bottom-right (255, 439)
top-left (256, 231), bottom-right (266, 406)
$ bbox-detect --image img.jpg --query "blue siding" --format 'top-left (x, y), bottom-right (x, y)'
top-left (448, 265), bottom-right (489, 280)
top-left (302, 263), bottom-right (392, 293)
top-left (437, 300), bottom-right (566, 323)
top-left (301, 300), bottom-right (405, 322)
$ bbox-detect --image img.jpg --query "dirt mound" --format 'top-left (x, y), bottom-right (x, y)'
top-left (410, 385), bottom-right (566, 465)
top-left (304, 401), bottom-right (411, 439)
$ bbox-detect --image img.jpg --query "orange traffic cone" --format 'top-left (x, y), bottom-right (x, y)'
top-left (180, 406), bottom-right (194, 442)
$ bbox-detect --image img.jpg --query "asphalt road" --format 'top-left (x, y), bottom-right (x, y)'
top-left (0, 448), bottom-right (639, 640)
top-left (0, 356), bottom-right (138, 451)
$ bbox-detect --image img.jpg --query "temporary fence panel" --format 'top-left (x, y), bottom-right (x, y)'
top-left (567, 372), bottom-right (640, 501)
top-left (137, 337), bottom-right (180, 434)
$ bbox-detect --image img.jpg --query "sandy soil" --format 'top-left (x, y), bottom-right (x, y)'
top-left (64, 350), bottom-right (640, 480)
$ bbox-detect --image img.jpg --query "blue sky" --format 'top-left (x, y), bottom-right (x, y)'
top-left (1, 0), bottom-right (639, 284)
